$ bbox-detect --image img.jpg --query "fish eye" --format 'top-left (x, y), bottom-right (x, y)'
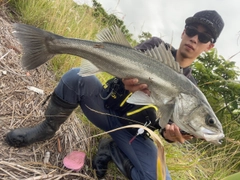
top-left (206, 117), bottom-right (215, 126)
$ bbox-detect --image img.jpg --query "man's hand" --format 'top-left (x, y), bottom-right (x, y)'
top-left (163, 123), bottom-right (193, 143)
top-left (122, 78), bottom-right (150, 95)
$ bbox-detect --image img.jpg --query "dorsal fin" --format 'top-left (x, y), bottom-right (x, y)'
top-left (144, 43), bottom-right (183, 74)
top-left (96, 25), bottom-right (132, 48)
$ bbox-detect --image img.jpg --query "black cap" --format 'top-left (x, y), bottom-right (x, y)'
top-left (185, 10), bottom-right (224, 43)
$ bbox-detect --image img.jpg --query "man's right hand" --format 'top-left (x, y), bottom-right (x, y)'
top-left (163, 123), bottom-right (193, 143)
top-left (122, 78), bottom-right (150, 95)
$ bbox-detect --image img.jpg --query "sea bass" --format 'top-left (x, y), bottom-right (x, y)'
top-left (12, 23), bottom-right (224, 144)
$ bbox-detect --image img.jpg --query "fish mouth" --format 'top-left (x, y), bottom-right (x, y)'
top-left (200, 127), bottom-right (224, 144)
top-left (185, 125), bottom-right (224, 144)
top-left (203, 133), bottom-right (225, 145)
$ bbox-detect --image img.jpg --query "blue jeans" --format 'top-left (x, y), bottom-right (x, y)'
top-left (54, 68), bottom-right (172, 180)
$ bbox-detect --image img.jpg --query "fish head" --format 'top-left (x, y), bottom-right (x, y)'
top-left (172, 93), bottom-right (224, 144)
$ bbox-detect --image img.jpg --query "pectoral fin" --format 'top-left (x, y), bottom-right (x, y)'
top-left (78, 59), bottom-right (101, 76)
top-left (126, 91), bottom-right (155, 105)
top-left (158, 104), bottom-right (175, 128)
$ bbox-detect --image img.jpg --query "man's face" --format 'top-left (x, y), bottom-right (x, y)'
top-left (179, 24), bottom-right (214, 60)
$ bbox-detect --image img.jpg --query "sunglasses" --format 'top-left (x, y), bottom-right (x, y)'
top-left (185, 26), bottom-right (214, 43)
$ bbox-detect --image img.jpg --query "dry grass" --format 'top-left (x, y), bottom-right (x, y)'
top-left (0, 5), bottom-right (99, 180)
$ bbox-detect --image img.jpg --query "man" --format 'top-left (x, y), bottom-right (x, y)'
top-left (6, 10), bottom-right (224, 180)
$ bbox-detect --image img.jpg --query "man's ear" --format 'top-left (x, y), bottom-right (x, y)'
top-left (205, 43), bottom-right (214, 52)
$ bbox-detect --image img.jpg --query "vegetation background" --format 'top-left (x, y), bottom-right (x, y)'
top-left (4, 0), bottom-right (240, 179)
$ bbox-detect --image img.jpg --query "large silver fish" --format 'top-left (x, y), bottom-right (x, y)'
top-left (12, 23), bottom-right (224, 144)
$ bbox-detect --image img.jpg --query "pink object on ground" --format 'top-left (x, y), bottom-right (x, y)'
top-left (63, 151), bottom-right (86, 171)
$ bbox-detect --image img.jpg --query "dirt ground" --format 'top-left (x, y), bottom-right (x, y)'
top-left (0, 4), bottom-right (99, 180)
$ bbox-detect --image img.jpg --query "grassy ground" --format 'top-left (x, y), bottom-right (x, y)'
top-left (5, 0), bottom-right (240, 179)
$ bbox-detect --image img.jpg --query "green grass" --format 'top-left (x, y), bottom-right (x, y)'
top-left (7, 0), bottom-right (240, 179)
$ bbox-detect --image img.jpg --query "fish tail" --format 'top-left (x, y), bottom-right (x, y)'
top-left (13, 23), bottom-right (62, 70)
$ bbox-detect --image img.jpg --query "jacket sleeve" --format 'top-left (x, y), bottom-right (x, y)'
top-left (134, 37), bottom-right (163, 51)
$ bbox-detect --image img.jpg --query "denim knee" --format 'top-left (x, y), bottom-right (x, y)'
top-left (54, 68), bottom-right (82, 104)
top-left (54, 67), bottom-right (102, 105)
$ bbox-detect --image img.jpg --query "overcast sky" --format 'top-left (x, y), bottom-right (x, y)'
top-left (74, 0), bottom-right (240, 69)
